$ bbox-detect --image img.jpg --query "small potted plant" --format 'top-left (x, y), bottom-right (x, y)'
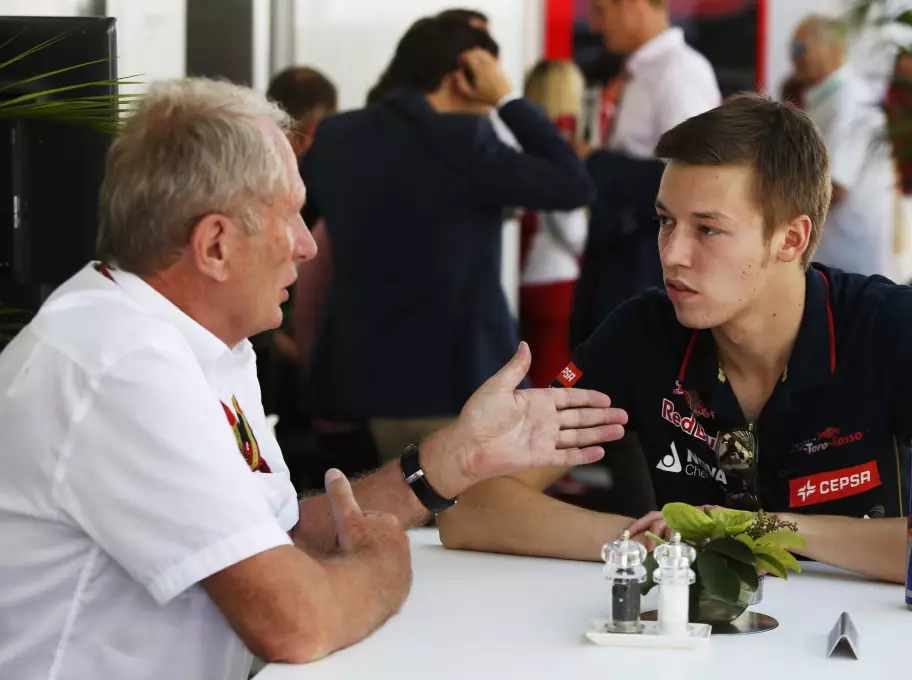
top-left (640, 503), bottom-right (806, 624)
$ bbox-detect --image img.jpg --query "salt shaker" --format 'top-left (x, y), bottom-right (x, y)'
top-left (601, 530), bottom-right (649, 633)
top-left (653, 532), bottom-right (696, 634)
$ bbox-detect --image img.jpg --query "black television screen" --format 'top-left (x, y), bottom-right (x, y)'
top-left (0, 16), bottom-right (116, 309)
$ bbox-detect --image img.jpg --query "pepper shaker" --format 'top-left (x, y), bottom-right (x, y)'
top-left (653, 532), bottom-right (696, 634)
top-left (601, 530), bottom-right (649, 633)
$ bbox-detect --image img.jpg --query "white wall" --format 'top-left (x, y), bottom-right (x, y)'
top-left (104, 0), bottom-right (186, 95)
top-left (1, 0), bottom-right (98, 15)
top-left (293, 0), bottom-right (539, 111)
top-left (292, 0), bottom-right (543, 316)
top-left (1, 0), bottom-right (186, 95)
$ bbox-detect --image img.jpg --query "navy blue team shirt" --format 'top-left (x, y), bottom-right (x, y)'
top-left (553, 264), bottom-right (911, 519)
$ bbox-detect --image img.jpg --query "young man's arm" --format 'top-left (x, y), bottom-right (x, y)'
top-left (437, 465), bottom-right (635, 561)
top-left (778, 514), bottom-right (906, 584)
top-left (291, 342), bottom-right (628, 555)
top-left (437, 296), bottom-right (651, 560)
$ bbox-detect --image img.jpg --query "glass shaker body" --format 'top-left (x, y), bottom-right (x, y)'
top-left (601, 530), bottom-right (648, 633)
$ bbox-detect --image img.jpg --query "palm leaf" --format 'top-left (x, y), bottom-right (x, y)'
top-left (0, 28), bottom-right (143, 135)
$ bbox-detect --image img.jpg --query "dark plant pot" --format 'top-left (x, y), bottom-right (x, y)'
top-left (691, 572), bottom-right (755, 624)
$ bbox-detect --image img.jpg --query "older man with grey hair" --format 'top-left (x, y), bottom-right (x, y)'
top-left (0, 77), bottom-right (627, 680)
top-left (791, 13), bottom-right (897, 278)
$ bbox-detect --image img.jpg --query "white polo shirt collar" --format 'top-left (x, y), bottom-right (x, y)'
top-left (626, 26), bottom-right (685, 77)
top-left (804, 65), bottom-right (851, 112)
top-left (100, 264), bottom-right (254, 373)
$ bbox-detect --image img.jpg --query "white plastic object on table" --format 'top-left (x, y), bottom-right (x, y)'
top-left (653, 532), bottom-right (697, 634)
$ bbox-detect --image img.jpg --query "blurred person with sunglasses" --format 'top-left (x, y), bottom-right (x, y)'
top-left (438, 94), bottom-right (910, 585)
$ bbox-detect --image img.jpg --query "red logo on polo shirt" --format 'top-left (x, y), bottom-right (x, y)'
top-left (556, 362), bottom-right (583, 387)
top-left (222, 396), bottom-right (271, 473)
top-left (788, 461), bottom-right (880, 508)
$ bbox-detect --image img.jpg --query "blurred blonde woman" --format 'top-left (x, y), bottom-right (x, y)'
top-left (519, 59), bottom-right (589, 387)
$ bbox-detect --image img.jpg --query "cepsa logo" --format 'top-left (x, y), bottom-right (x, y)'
top-left (793, 427), bottom-right (864, 454)
top-left (789, 461), bottom-right (881, 508)
top-left (661, 399), bottom-right (718, 450)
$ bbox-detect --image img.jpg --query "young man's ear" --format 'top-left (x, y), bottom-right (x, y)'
top-left (776, 214), bottom-right (813, 264)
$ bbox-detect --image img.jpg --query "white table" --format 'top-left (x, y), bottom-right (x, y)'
top-left (257, 528), bottom-right (908, 679)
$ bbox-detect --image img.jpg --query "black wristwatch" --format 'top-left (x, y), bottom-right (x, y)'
top-left (400, 443), bottom-right (458, 514)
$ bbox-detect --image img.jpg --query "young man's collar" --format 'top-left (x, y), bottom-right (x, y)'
top-left (678, 264), bottom-right (834, 394)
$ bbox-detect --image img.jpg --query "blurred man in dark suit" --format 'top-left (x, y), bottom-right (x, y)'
top-left (300, 15), bottom-right (595, 462)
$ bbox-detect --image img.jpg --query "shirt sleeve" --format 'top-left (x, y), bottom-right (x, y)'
top-left (655, 64), bottom-right (722, 138)
top-left (542, 208), bottom-right (588, 257)
top-left (53, 343), bottom-right (293, 606)
top-left (825, 102), bottom-right (875, 191)
top-left (549, 294), bottom-right (649, 413)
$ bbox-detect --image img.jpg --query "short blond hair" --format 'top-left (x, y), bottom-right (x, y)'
top-left (523, 60), bottom-right (585, 120)
top-left (97, 77), bottom-right (294, 275)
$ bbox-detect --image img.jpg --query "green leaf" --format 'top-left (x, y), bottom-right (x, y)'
top-left (754, 552), bottom-right (788, 580)
top-left (0, 32), bottom-right (144, 136)
top-left (640, 550), bottom-right (658, 596)
top-left (733, 533), bottom-right (759, 552)
top-left (726, 558), bottom-right (760, 592)
top-left (644, 531), bottom-right (667, 546)
top-left (702, 537), bottom-right (756, 566)
top-left (706, 508), bottom-right (756, 536)
top-left (757, 547), bottom-right (803, 575)
top-left (754, 530), bottom-right (808, 552)
top-left (694, 550), bottom-right (741, 603)
top-left (661, 502), bottom-right (717, 542)
top-left (710, 517), bottom-right (727, 540)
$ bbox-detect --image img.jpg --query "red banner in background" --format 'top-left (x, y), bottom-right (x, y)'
top-left (545, 0), bottom-right (766, 90)
top-left (545, 0), bottom-right (574, 59)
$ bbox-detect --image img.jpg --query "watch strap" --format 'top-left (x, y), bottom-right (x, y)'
top-left (400, 443), bottom-right (458, 514)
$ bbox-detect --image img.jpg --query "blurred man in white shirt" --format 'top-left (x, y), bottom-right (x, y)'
top-left (792, 14), bottom-right (897, 278)
top-left (587, 0), bottom-right (722, 156)
top-left (0, 77), bottom-right (627, 680)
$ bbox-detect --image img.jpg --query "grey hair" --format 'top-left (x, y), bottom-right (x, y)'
top-left (97, 77), bottom-right (295, 275)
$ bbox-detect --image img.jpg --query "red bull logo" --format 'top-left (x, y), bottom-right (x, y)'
top-left (661, 399), bottom-right (718, 450)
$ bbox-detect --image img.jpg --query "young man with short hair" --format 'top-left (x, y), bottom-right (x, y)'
top-left (438, 93), bottom-right (910, 584)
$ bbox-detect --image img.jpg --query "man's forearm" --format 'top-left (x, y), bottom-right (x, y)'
top-left (437, 476), bottom-right (631, 562)
top-left (309, 549), bottom-right (411, 660)
top-left (293, 427), bottom-right (468, 554)
top-left (780, 513), bottom-right (906, 583)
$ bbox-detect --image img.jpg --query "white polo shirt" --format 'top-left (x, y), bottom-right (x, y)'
top-left (610, 27), bottom-right (722, 159)
top-left (805, 65), bottom-right (897, 278)
top-left (0, 263), bottom-right (299, 680)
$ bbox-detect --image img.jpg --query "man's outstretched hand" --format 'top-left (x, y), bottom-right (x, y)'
top-left (422, 342), bottom-right (627, 498)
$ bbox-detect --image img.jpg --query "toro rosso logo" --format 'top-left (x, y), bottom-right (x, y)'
top-left (791, 426), bottom-right (865, 455)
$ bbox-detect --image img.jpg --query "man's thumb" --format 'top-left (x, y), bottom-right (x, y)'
top-left (484, 341), bottom-right (531, 392)
top-left (326, 468), bottom-right (360, 532)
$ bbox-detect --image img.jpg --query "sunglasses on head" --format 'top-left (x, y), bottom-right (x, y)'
top-left (714, 428), bottom-right (761, 511)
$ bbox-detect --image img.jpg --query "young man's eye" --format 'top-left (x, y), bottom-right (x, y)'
top-left (700, 225), bottom-right (721, 236)
top-left (654, 214), bottom-right (674, 227)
